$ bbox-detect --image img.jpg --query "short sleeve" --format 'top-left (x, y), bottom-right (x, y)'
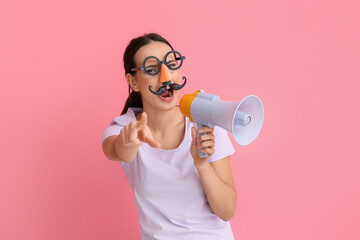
top-left (208, 126), bottom-right (235, 163)
top-left (100, 118), bottom-right (125, 146)
top-left (100, 108), bottom-right (141, 146)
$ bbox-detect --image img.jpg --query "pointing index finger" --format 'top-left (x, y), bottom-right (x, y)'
top-left (138, 112), bottom-right (148, 127)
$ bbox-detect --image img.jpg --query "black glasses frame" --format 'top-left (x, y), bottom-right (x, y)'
top-left (130, 50), bottom-right (185, 76)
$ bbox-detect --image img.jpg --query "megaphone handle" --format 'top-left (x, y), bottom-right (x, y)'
top-left (197, 124), bottom-right (210, 158)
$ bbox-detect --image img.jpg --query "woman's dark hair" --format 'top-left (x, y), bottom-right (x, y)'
top-left (121, 33), bottom-right (174, 115)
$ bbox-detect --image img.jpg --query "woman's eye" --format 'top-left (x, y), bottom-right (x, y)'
top-left (146, 69), bottom-right (157, 73)
top-left (167, 63), bottom-right (177, 68)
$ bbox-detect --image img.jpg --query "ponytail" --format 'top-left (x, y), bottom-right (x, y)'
top-left (121, 86), bottom-right (143, 115)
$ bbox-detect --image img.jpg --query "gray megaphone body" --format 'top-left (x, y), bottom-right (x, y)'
top-left (179, 89), bottom-right (264, 158)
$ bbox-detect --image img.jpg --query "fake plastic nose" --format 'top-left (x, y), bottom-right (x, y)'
top-left (160, 63), bottom-right (171, 83)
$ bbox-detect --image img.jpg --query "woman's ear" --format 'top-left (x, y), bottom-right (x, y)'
top-left (126, 73), bottom-right (140, 92)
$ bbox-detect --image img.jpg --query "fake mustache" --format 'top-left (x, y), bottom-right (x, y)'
top-left (148, 76), bottom-right (187, 95)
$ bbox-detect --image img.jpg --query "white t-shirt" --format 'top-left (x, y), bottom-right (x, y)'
top-left (101, 107), bottom-right (236, 240)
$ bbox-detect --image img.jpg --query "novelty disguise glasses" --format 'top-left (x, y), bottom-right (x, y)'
top-left (130, 50), bottom-right (185, 76)
top-left (130, 50), bottom-right (187, 95)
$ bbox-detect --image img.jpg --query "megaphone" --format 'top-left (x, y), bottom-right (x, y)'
top-left (179, 89), bottom-right (264, 158)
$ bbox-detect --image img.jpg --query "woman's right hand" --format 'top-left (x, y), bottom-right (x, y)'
top-left (120, 112), bottom-right (161, 149)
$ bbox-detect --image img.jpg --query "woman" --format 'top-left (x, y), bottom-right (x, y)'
top-left (101, 33), bottom-right (237, 239)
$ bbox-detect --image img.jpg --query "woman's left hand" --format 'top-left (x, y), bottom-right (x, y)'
top-left (190, 126), bottom-right (215, 169)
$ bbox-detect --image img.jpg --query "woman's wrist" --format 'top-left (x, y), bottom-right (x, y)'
top-left (195, 160), bottom-right (211, 172)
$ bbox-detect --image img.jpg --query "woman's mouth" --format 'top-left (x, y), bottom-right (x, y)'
top-left (158, 88), bottom-right (174, 102)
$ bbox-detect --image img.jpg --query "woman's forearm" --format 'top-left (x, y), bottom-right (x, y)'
top-left (196, 162), bottom-right (237, 221)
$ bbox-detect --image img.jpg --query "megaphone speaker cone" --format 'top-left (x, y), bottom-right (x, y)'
top-left (232, 95), bottom-right (264, 145)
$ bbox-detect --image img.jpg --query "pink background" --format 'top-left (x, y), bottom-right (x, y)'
top-left (1, 0), bottom-right (359, 239)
